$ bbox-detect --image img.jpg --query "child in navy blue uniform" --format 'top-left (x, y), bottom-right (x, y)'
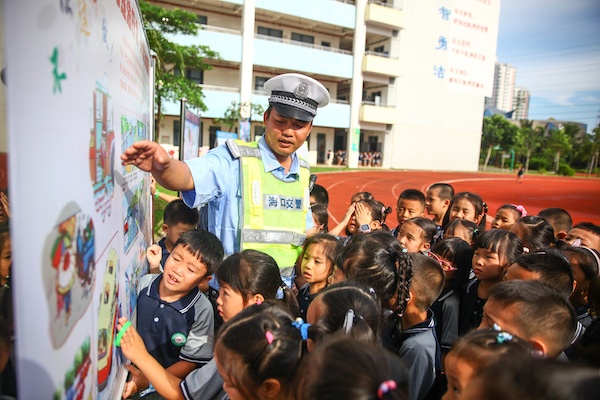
top-left (396, 253), bottom-right (445, 400)
top-left (391, 189), bottom-right (426, 237)
top-left (564, 246), bottom-right (600, 328)
top-left (297, 234), bottom-right (340, 321)
top-left (124, 229), bottom-right (224, 398)
top-left (153, 199), bottom-right (200, 272)
top-left (429, 238), bottom-right (473, 357)
top-left (459, 230), bottom-right (522, 335)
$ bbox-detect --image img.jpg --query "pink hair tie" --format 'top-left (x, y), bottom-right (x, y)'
top-left (265, 331), bottom-right (274, 344)
top-left (377, 380), bottom-right (397, 399)
top-left (512, 204), bottom-right (528, 217)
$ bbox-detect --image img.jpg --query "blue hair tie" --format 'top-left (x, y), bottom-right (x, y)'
top-left (276, 286), bottom-right (284, 300)
top-left (496, 332), bottom-right (513, 344)
top-left (292, 317), bottom-right (311, 341)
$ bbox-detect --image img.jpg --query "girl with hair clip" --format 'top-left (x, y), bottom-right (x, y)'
top-left (429, 238), bottom-right (474, 359)
top-left (213, 302), bottom-right (306, 400)
top-left (510, 215), bottom-right (556, 252)
top-left (491, 204), bottom-right (527, 231)
top-left (329, 195), bottom-right (391, 243)
top-left (297, 233), bottom-right (341, 320)
top-left (397, 217), bottom-right (438, 253)
top-left (309, 203), bottom-right (329, 234)
top-left (294, 336), bottom-right (410, 400)
top-left (305, 281), bottom-right (382, 350)
top-left (115, 250), bottom-right (299, 400)
top-left (443, 328), bottom-right (535, 400)
top-left (443, 219), bottom-right (479, 246)
top-left (442, 192), bottom-right (487, 233)
top-left (563, 246), bottom-right (600, 328)
top-left (334, 231), bottom-right (413, 352)
top-left (459, 230), bottom-right (523, 335)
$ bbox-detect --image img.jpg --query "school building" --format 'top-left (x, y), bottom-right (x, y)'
top-left (153, 0), bottom-right (501, 171)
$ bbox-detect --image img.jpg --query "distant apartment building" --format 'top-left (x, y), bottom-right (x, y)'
top-left (485, 62), bottom-right (516, 114)
top-left (153, 0), bottom-right (501, 171)
top-left (512, 87), bottom-right (530, 120)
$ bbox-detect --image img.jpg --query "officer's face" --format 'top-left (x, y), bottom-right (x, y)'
top-left (263, 108), bottom-right (312, 164)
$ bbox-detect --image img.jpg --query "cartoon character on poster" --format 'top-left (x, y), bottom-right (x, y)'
top-left (89, 84), bottom-right (115, 222)
top-left (97, 247), bottom-right (119, 395)
top-left (44, 203), bottom-right (96, 348)
top-left (52, 336), bottom-right (95, 400)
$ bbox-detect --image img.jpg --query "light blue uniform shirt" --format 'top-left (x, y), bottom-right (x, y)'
top-left (182, 137), bottom-right (313, 257)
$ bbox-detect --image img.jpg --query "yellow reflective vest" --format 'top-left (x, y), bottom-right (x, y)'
top-left (226, 140), bottom-right (311, 271)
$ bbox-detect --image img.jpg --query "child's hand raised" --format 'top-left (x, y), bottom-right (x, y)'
top-left (354, 202), bottom-right (373, 227)
top-left (146, 244), bottom-right (162, 273)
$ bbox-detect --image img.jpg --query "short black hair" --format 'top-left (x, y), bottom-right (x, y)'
top-left (428, 183), bottom-right (454, 201)
top-left (408, 253), bottom-right (445, 311)
top-left (538, 208), bottom-right (572, 234)
top-left (573, 222), bottom-right (600, 237)
top-left (163, 199), bottom-right (199, 227)
top-left (511, 249), bottom-right (574, 298)
top-left (174, 229), bottom-right (224, 275)
top-left (398, 189), bottom-right (425, 206)
top-left (310, 184), bottom-right (329, 207)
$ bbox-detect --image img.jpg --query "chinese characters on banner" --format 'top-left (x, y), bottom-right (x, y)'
top-left (432, 0), bottom-right (500, 96)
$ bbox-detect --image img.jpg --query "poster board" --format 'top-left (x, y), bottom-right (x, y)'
top-left (3, 0), bottom-right (153, 398)
top-left (215, 130), bottom-right (238, 147)
top-left (180, 103), bottom-right (201, 161)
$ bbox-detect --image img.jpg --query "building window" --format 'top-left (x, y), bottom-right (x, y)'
top-left (291, 32), bottom-right (314, 44)
top-left (174, 67), bottom-right (204, 84)
top-left (321, 41), bottom-right (331, 47)
top-left (197, 15), bottom-right (207, 25)
top-left (257, 26), bottom-right (283, 38)
top-left (255, 76), bottom-right (269, 91)
top-left (173, 120), bottom-right (181, 147)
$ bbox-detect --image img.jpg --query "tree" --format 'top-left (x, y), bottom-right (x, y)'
top-left (215, 101), bottom-right (265, 133)
top-left (517, 120), bottom-right (543, 173)
top-left (546, 125), bottom-right (573, 172)
top-left (481, 115), bottom-right (518, 170)
top-left (140, 1), bottom-right (219, 140)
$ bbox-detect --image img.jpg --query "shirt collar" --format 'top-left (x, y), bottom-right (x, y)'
top-left (257, 137), bottom-right (300, 177)
top-left (149, 275), bottom-right (202, 313)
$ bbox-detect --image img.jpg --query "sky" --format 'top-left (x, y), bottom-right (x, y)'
top-left (496, 0), bottom-right (600, 133)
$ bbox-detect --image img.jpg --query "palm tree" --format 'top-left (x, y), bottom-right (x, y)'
top-left (546, 125), bottom-right (574, 172)
top-left (517, 120), bottom-right (543, 173)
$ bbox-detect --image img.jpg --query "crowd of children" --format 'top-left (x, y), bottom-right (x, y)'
top-left (110, 181), bottom-right (600, 400)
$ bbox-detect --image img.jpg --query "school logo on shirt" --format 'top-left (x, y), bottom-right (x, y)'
top-left (171, 333), bottom-right (187, 346)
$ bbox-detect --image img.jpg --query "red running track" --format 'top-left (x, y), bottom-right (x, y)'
top-left (314, 170), bottom-right (600, 228)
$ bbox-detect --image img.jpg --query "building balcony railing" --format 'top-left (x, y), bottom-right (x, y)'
top-left (362, 53), bottom-right (401, 77)
top-left (365, 2), bottom-right (405, 29)
top-left (255, 33), bottom-right (352, 55)
top-left (359, 103), bottom-right (397, 125)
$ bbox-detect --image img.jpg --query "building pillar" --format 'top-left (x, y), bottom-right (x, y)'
top-left (239, 0), bottom-right (255, 117)
top-left (347, 0), bottom-right (367, 168)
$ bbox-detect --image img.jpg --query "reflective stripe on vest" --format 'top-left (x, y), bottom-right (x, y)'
top-left (227, 139), bottom-right (310, 269)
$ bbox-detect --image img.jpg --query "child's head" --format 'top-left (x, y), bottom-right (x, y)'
top-left (300, 234), bottom-right (340, 292)
top-left (480, 280), bottom-right (577, 358)
top-left (216, 250), bottom-right (299, 322)
top-left (294, 337), bottom-right (409, 400)
top-left (162, 199), bottom-right (200, 248)
top-left (430, 237), bottom-right (474, 291)
top-left (396, 189), bottom-right (426, 227)
top-left (563, 246), bottom-right (600, 306)
top-left (425, 183), bottom-right (454, 219)
top-left (443, 329), bottom-right (534, 400)
top-left (443, 219), bottom-right (479, 245)
top-left (214, 303), bottom-right (304, 400)
top-left (310, 203), bottom-right (329, 234)
top-left (564, 222), bottom-right (600, 252)
top-left (350, 191), bottom-right (374, 204)
top-left (310, 183), bottom-right (329, 207)
top-left (0, 227), bottom-right (11, 286)
top-left (444, 192), bottom-right (487, 231)
top-left (504, 249), bottom-right (574, 299)
top-left (336, 232), bottom-right (413, 316)
top-left (407, 253), bottom-right (445, 313)
top-left (162, 229), bottom-right (224, 294)
top-left (348, 198), bottom-right (389, 235)
top-left (491, 204), bottom-right (527, 231)
top-left (397, 217), bottom-right (437, 253)
top-left (306, 282), bottom-right (382, 348)
top-left (472, 230), bottom-right (523, 282)
top-left (538, 208), bottom-right (572, 240)
top-left (461, 354), bottom-right (600, 400)
top-left (510, 215), bottom-right (555, 252)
